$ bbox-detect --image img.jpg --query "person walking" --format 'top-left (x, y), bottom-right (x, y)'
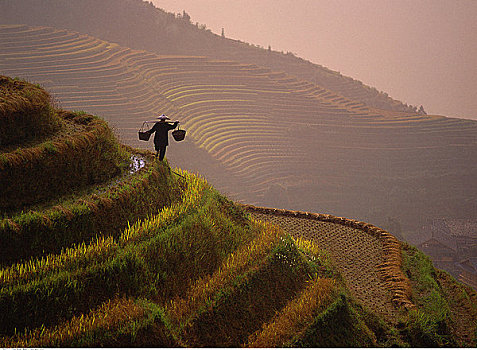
top-left (147, 114), bottom-right (179, 161)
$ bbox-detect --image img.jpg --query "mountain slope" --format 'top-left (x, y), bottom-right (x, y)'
top-left (1, 24), bottom-right (476, 243)
top-left (1, 77), bottom-right (476, 347)
top-left (0, 0), bottom-right (422, 115)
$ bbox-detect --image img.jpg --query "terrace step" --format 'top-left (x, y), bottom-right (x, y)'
top-left (245, 205), bottom-right (414, 322)
top-left (2, 24), bottom-right (477, 227)
top-left (0, 153), bottom-right (175, 265)
top-left (0, 111), bottom-right (127, 210)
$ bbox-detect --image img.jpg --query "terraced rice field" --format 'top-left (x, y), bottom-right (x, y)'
top-left (246, 206), bottom-right (412, 323)
top-left (2, 24), bottom-right (477, 230)
top-left (207, 43), bottom-right (415, 114)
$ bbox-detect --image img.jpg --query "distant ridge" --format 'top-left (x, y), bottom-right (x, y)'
top-left (0, 0), bottom-right (422, 114)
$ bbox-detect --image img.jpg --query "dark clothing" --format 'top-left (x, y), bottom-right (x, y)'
top-left (157, 145), bottom-right (167, 161)
top-left (149, 121), bottom-right (178, 147)
top-left (148, 121), bottom-right (178, 160)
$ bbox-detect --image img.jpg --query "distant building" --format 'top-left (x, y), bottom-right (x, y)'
top-left (445, 219), bottom-right (477, 255)
top-left (418, 238), bottom-right (458, 277)
top-left (426, 218), bottom-right (477, 253)
top-left (417, 218), bottom-right (477, 282)
top-left (456, 258), bottom-right (477, 291)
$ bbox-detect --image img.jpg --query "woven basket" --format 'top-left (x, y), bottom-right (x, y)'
top-left (138, 121), bottom-right (151, 141)
top-left (138, 131), bottom-right (151, 141)
top-left (172, 127), bottom-right (186, 141)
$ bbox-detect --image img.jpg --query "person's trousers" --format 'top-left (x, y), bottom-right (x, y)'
top-left (156, 145), bottom-right (167, 161)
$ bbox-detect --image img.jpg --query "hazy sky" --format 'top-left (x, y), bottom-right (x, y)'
top-left (153, 0), bottom-right (477, 120)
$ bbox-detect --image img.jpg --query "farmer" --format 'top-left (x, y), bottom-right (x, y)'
top-left (147, 114), bottom-right (179, 161)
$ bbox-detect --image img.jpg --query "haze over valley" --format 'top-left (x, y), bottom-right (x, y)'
top-left (156, 0), bottom-right (477, 121)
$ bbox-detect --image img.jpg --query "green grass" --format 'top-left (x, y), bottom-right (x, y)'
top-left (169, 234), bottom-right (333, 347)
top-left (0, 171), bottom-right (255, 336)
top-left (400, 243), bottom-right (457, 347)
top-left (2, 297), bottom-right (176, 348)
top-left (1, 166), bottom-right (475, 347)
top-left (292, 293), bottom-right (377, 347)
top-left (0, 173), bottom-right (349, 347)
top-left (246, 277), bottom-right (338, 347)
top-left (0, 158), bottom-right (176, 265)
top-left (0, 111), bottom-right (129, 210)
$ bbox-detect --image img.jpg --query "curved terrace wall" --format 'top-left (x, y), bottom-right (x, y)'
top-left (241, 204), bottom-right (414, 310)
top-left (0, 111), bottom-right (128, 210)
top-left (2, 24), bottom-right (477, 241)
top-left (0, 155), bottom-right (176, 265)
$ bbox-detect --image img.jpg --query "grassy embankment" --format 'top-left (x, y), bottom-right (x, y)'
top-left (0, 75), bottom-right (60, 146)
top-left (1, 75), bottom-right (476, 347)
top-left (0, 76), bottom-right (341, 346)
top-left (1, 180), bottom-right (377, 347)
top-left (0, 167), bottom-right (399, 348)
top-left (0, 77), bottom-right (377, 345)
top-left (0, 109), bottom-right (129, 210)
top-left (1, 75), bottom-right (180, 265)
top-left (400, 244), bottom-right (477, 347)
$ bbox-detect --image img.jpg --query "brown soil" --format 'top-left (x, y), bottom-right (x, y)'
top-left (248, 209), bottom-right (403, 324)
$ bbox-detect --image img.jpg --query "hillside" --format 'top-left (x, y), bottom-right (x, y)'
top-left (0, 0), bottom-right (421, 115)
top-left (1, 77), bottom-right (476, 347)
top-left (1, 24), bottom-right (477, 248)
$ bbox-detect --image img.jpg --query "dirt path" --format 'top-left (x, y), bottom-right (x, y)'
top-left (245, 206), bottom-right (412, 323)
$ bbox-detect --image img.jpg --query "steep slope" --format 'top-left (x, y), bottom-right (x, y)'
top-left (246, 205), bottom-right (477, 347)
top-left (0, 76), bottom-right (177, 264)
top-left (1, 78), bottom-right (476, 347)
top-left (1, 25), bottom-right (476, 242)
top-left (0, 0), bottom-right (420, 115)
